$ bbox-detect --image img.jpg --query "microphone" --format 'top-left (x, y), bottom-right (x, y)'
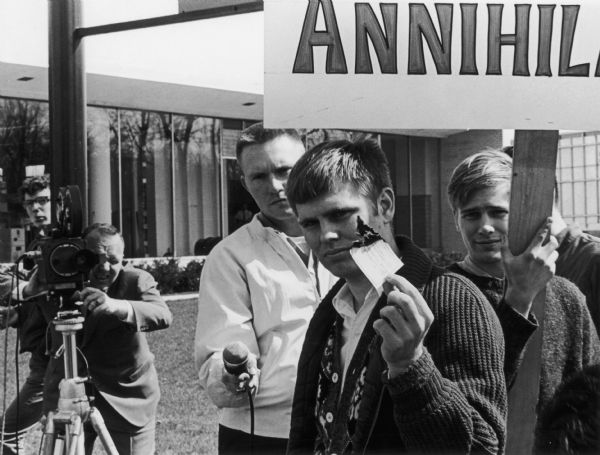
top-left (223, 341), bottom-right (250, 376)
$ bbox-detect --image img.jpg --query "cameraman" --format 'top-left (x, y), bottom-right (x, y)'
top-left (0, 174), bottom-right (52, 455)
top-left (18, 223), bottom-right (172, 455)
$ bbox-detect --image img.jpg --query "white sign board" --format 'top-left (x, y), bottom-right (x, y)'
top-left (265, 0), bottom-right (600, 129)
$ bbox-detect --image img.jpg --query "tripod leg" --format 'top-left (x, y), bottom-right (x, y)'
top-left (53, 437), bottom-right (65, 455)
top-left (76, 430), bottom-right (85, 455)
top-left (40, 413), bottom-right (56, 455)
top-left (67, 415), bottom-right (82, 455)
top-left (88, 408), bottom-right (119, 455)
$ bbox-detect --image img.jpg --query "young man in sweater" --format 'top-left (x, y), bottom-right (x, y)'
top-left (285, 138), bottom-right (507, 454)
top-left (194, 123), bottom-right (336, 454)
top-left (446, 150), bottom-right (600, 411)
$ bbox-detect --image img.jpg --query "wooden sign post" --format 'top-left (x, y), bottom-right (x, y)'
top-left (506, 130), bottom-right (559, 454)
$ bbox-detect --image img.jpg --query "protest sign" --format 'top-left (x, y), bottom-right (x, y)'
top-left (265, 0), bottom-right (600, 129)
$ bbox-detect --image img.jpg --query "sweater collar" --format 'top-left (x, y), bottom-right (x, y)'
top-left (393, 235), bottom-right (433, 293)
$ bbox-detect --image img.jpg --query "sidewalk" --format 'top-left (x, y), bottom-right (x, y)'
top-left (163, 292), bottom-right (198, 302)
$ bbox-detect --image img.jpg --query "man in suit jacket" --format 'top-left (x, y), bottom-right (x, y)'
top-left (21, 223), bottom-right (172, 455)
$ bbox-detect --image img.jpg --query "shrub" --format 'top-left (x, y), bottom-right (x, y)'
top-left (136, 258), bottom-right (204, 294)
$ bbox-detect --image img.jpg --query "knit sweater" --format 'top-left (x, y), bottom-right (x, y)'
top-left (556, 224), bottom-right (600, 333)
top-left (288, 236), bottom-right (507, 454)
top-left (447, 263), bottom-right (600, 413)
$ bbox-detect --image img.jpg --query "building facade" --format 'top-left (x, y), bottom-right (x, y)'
top-left (0, 95), bottom-right (510, 261)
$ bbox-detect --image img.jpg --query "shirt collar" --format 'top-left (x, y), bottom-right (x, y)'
top-left (332, 282), bottom-right (382, 320)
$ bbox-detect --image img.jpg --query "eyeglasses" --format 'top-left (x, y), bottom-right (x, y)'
top-left (24, 196), bottom-right (50, 207)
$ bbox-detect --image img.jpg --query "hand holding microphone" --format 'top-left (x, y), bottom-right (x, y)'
top-left (206, 341), bottom-right (261, 408)
top-left (222, 341), bottom-right (260, 394)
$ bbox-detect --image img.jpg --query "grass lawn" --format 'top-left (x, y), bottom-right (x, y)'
top-left (1, 298), bottom-right (219, 454)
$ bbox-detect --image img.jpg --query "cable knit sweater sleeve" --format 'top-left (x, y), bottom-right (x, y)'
top-left (385, 272), bottom-right (507, 454)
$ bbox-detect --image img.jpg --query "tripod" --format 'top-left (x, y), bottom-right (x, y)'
top-left (39, 309), bottom-right (118, 455)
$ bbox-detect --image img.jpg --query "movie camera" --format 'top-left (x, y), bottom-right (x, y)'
top-left (24, 185), bottom-right (98, 299)
top-left (17, 186), bottom-right (119, 454)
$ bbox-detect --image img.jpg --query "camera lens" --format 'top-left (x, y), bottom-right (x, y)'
top-left (49, 243), bottom-right (81, 277)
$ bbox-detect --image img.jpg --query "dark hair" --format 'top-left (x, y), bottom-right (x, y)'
top-left (536, 364), bottom-right (600, 454)
top-left (19, 174), bottom-right (50, 199)
top-left (235, 122), bottom-right (302, 162)
top-left (447, 150), bottom-right (513, 211)
top-left (82, 223), bottom-right (123, 241)
top-left (286, 137), bottom-right (392, 211)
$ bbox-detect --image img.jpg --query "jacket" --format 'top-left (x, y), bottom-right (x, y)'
top-left (195, 215), bottom-right (336, 438)
top-left (39, 263), bottom-right (172, 429)
top-left (556, 224), bottom-right (600, 333)
top-left (288, 236), bottom-right (507, 454)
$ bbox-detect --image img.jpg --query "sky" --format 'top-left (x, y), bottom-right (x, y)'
top-left (0, 0), bottom-right (264, 94)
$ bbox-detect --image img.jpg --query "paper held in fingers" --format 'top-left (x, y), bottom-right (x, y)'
top-left (349, 217), bottom-right (403, 289)
top-left (350, 240), bottom-right (403, 290)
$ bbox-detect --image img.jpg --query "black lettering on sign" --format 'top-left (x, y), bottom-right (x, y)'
top-left (355, 3), bottom-right (398, 74)
top-left (460, 3), bottom-right (478, 75)
top-left (487, 4), bottom-right (532, 76)
top-left (536, 4), bottom-right (555, 76)
top-left (559, 5), bottom-right (589, 76)
top-left (293, 0), bottom-right (348, 74)
top-left (408, 3), bottom-right (453, 74)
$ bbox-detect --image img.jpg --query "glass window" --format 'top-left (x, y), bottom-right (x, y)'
top-left (573, 182), bottom-right (585, 215)
top-left (0, 97), bottom-right (50, 254)
top-left (222, 158), bottom-right (258, 235)
top-left (558, 136), bottom-right (571, 148)
top-left (585, 144), bottom-right (598, 166)
top-left (572, 147), bottom-right (584, 167)
top-left (559, 147), bottom-right (572, 168)
top-left (118, 110), bottom-right (171, 257)
top-left (573, 166), bottom-right (585, 181)
top-left (560, 167), bottom-right (572, 182)
top-left (560, 183), bottom-right (573, 217)
top-left (88, 106), bottom-right (117, 226)
top-left (586, 181), bottom-right (598, 215)
top-left (173, 115), bottom-right (222, 256)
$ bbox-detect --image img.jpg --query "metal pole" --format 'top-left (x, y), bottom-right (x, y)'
top-left (170, 114), bottom-right (177, 256)
top-left (117, 109), bottom-right (123, 229)
top-left (407, 138), bottom-right (414, 240)
top-left (48, 0), bottom-right (87, 227)
top-left (75, 1), bottom-right (264, 38)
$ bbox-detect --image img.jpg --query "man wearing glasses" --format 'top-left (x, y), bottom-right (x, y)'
top-left (21, 175), bottom-right (51, 238)
top-left (0, 174), bottom-right (52, 455)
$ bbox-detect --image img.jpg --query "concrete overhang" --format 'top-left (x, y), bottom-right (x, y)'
top-left (1, 61), bottom-right (467, 137)
top-left (370, 128), bottom-right (466, 139)
top-left (0, 61), bottom-right (262, 120)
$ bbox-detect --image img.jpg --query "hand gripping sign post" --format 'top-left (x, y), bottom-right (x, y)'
top-left (264, 1), bottom-right (577, 451)
top-left (506, 131), bottom-right (558, 454)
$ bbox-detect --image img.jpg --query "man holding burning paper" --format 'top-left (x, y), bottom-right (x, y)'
top-left (285, 138), bottom-right (507, 454)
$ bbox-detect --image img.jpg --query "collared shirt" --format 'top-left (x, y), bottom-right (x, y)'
top-left (332, 283), bottom-right (382, 384)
